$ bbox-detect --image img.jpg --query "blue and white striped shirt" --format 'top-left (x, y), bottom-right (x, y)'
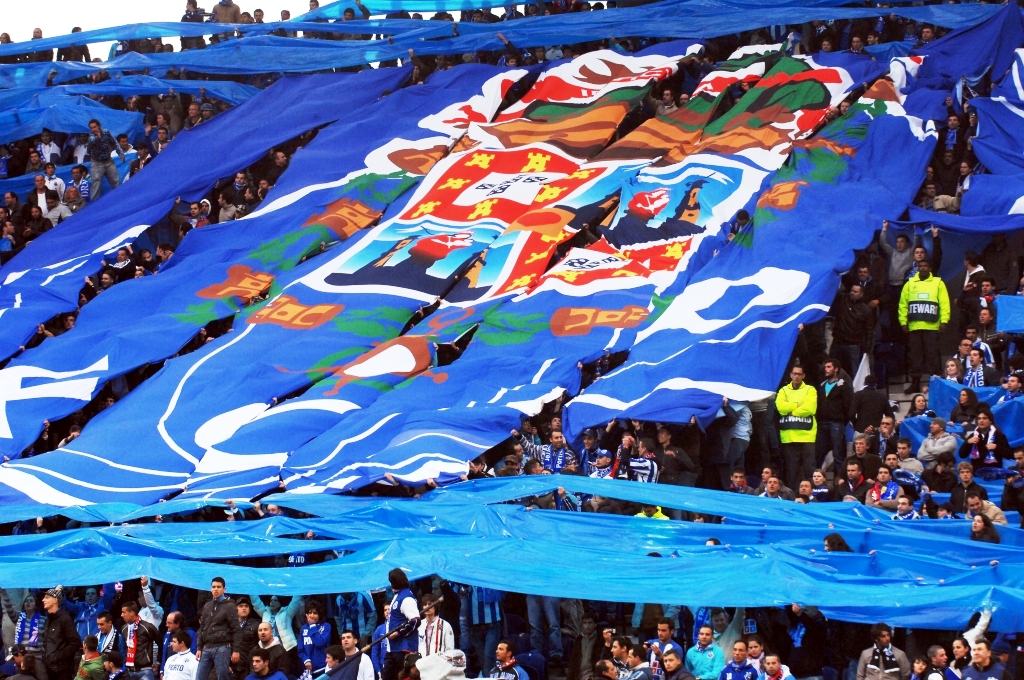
top-left (459, 585), bottom-right (503, 626)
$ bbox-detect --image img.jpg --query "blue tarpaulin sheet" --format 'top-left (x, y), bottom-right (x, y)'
top-left (0, 155), bottom-right (133, 198)
top-left (0, 3), bottom-right (1006, 80)
top-left (1, 477), bottom-right (1023, 630)
top-left (0, 103), bottom-right (143, 146)
top-left (997, 295), bottom-right (1024, 334)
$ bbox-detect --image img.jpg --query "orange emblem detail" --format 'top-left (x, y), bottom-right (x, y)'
top-left (248, 295), bottom-right (344, 329)
top-left (549, 304), bottom-right (649, 336)
top-left (196, 265), bottom-right (274, 300)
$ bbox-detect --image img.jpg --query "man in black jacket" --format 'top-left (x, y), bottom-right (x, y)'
top-left (251, 624), bottom-right (290, 678)
top-left (816, 359), bottom-right (852, 475)
top-left (661, 650), bottom-right (695, 680)
top-left (104, 652), bottom-right (129, 680)
top-left (196, 578), bottom-right (236, 680)
top-left (567, 615), bottom-right (603, 680)
top-left (42, 586), bottom-right (82, 680)
top-left (950, 462), bottom-right (988, 513)
top-left (231, 598), bottom-right (260, 680)
top-left (1000, 448), bottom-right (1024, 514)
top-left (120, 602), bottom-right (160, 680)
top-left (922, 453), bottom-right (958, 493)
top-left (836, 459), bottom-right (871, 503)
top-left (849, 377), bottom-right (894, 435)
top-left (831, 283), bottom-right (876, 376)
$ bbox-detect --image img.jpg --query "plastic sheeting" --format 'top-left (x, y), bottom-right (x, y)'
top-left (997, 296), bottom-right (1024, 334)
top-left (0, 103), bottom-right (143, 146)
top-left (925, 377), bottom-right (1024, 447)
top-left (0, 3), bottom-right (1006, 81)
top-left (0, 80), bottom-right (256, 112)
top-left (1, 477), bottom-right (1023, 630)
top-left (62, 76), bottom-right (261, 106)
top-left (0, 155), bottom-right (133, 199)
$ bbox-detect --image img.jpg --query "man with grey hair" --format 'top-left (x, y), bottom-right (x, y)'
top-left (848, 433), bottom-right (880, 482)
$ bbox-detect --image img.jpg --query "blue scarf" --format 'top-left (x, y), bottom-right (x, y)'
top-left (894, 509), bottom-right (918, 520)
top-left (965, 366), bottom-right (986, 388)
top-left (544, 446), bottom-right (572, 472)
top-left (789, 622), bottom-right (805, 648)
top-left (692, 607), bottom-right (711, 644)
top-left (1003, 390), bottom-right (1023, 401)
top-left (811, 485), bottom-right (830, 502)
top-left (15, 610), bottom-right (41, 646)
top-left (874, 480), bottom-right (900, 501)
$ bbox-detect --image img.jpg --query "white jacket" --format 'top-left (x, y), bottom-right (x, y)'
top-left (162, 651), bottom-right (198, 680)
top-left (250, 594), bottom-right (304, 651)
top-left (141, 585), bottom-right (165, 630)
top-left (417, 617), bottom-right (454, 657)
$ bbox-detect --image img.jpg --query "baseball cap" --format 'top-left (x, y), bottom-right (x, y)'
top-left (200, 103), bottom-right (214, 112)
top-left (582, 428), bottom-right (597, 438)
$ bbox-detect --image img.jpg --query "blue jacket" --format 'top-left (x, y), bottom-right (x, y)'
top-left (64, 585), bottom-right (115, 639)
top-left (386, 589), bottom-right (418, 654)
top-left (298, 623), bottom-right (332, 671)
top-left (718, 661), bottom-right (758, 680)
top-left (370, 624), bottom-right (386, 673)
top-left (246, 671), bottom-right (288, 680)
top-left (647, 641), bottom-right (682, 677)
top-left (962, 662), bottom-right (1008, 680)
top-left (685, 645), bottom-right (725, 680)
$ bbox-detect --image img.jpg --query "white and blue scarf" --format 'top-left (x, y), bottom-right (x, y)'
top-left (968, 426), bottom-right (998, 464)
top-left (15, 610), bottom-right (41, 646)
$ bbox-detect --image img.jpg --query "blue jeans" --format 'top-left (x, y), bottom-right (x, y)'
top-left (128, 670), bottom-right (155, 680)
top-left (458, 590), bottom-right (501, 676)
top-left (469, 623), bottom-right (501, 676)
top-left (815, 420), bottom-right (846, 474)
top-left (197, 644), bottom-right (232, 680)
top-left (89, 159), bottom-right (120, 200)
top-left (527, 595), bottom-right (562, 660)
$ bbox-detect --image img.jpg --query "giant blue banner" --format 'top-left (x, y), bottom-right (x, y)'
top-left (0, 69), bottom-right (409, 363)
top-left (564, 64), bottom-right (939, 437)
top-left (0, 63), bottom-right (531, 503)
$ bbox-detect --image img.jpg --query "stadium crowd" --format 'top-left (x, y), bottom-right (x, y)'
top-left (0, 7), bottom-right (1023, 680)
top-left (0, 570), bottom-right (1018, 680)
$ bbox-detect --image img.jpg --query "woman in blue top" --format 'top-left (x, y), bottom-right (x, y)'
top-left (299, 600), bottom-right (332, 674)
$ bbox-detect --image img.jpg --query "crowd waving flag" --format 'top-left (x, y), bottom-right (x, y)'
top-left (0, 2), bottom-right (1022, 512)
